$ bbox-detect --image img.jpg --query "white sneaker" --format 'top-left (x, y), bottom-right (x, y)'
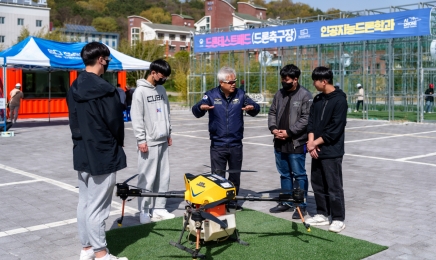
top-left (80, 249), bottom-right (95, 260)
top-left (152, 209), bottom-right (175, 220)
top-left (306, 214), bottom-right (329, 226)
top-left (329, 220), bottom-right (345, 233)
top-left (139, 212), bottom-right (151, 224)
top-left (97, 253), bottom-right (128, 260)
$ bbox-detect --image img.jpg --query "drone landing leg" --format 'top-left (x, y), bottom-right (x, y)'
top-left (228, 229), bottom-right (249, 246)
top-left (169, 209), bottom-right (206, 259)
top-left (296, 206), bottom-right (311, 232)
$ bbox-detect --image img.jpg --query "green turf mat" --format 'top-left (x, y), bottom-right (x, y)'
top-left (106, 209), bottom-right (387, 260)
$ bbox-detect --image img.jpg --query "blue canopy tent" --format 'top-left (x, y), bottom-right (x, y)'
top-left (0, 36), bottom-right (150, 130)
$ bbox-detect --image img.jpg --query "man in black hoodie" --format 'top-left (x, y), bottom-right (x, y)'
top-left (306, 66), bottom-right (347, 233)
top-left (67, 42), bottom-right (127, 260)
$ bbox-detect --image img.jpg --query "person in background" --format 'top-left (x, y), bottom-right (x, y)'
top-left (425, 83), bottom-right (434, 113)
top-left (192, 66), bottom-right (260, 211)
top-left (125, 85), bottom-right (135, 121)
top-left (268, 64), bottom-right (312, 219)
top-left (240, 80), bottom-right (245, 92)
top-left (9, 83), bottom-right (24, 124)
top-left (67, 42), bottom-right (128, 260)
top-left (306, 66), bottom-right (347, 233)
top-left (116, 83), bottom-right (127, 110)
top-left (131, 59), bottom-right (174, 224)
top-left (354, 83), bottom-right (364, 112)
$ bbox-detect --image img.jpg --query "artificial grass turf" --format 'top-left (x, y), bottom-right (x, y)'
top-left (106, 209), bottom-right (387, 260)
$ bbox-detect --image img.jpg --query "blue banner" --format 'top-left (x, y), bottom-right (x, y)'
top-left (194, 8), bottom-right (432, 53)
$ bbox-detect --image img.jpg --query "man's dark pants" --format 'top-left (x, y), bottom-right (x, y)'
top-left (210, 144), bottom-right (243, 195)
top-left (311, 157), bottom-right (345, 221)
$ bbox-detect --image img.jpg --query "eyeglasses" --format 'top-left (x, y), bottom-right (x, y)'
top-left (222, 79), bottom-right (237, 85)
top-left (103, 57), bottom-right (112, 62)
top-left (155, 72), bottom-right (168, 80)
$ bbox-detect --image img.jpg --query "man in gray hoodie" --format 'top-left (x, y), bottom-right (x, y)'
top-left (130, 59), bottom-right (174, 224)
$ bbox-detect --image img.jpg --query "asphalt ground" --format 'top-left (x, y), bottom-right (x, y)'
top-left (1, 110), bottom-right (436, 260)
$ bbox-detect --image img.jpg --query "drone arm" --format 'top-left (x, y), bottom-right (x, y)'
top-left (235, 194), bottom-right (295, 203)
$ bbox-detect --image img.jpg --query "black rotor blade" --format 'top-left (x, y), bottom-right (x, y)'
top-left (123, 174), bottom-right (138, 184)
top-left (200, 211), bottom-right (228, 229)
top-left (257, 188), bottom-right (330, 197)
top-left (226, 169), bottom-right (257, 173)
top-left (203, 198), bottom-right (231, 209)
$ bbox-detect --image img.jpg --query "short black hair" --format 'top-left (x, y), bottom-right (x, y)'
top-left (280, 64), bottom-right (300, 79)
top-left (80, 42), bottom-right (110, 66)
top-left (116, 83), bottom-right (121, 87)
top-left (312, 66), bottom-right (333, 84)
top-left (149, 59), bottom-right (171, 77)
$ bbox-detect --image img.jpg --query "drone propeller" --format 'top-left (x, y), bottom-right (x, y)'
top-left (257, 188), bottom-right (333, 200)
top-left (203, 165), bottom-right (257, 174)
top-left (123, 174), bottom-right (138, 184)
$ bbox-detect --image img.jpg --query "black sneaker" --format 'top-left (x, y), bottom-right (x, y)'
top-left (269, 203), bottom-right (293, 213)
top-left (292, 208), bottom-right (307, 219)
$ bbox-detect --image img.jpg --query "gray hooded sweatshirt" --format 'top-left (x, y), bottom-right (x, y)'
top-left (131, 78), bottom-right (171, 146)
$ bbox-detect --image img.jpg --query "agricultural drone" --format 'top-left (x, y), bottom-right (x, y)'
top-left (116, 171), bottom-right (311, 259)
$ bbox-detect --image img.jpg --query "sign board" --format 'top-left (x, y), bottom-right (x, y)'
top-left (194, 8), bottom-right (433, 53)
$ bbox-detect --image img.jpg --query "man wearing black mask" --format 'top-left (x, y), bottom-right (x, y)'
top-left (268, 64), bottom-right (313, 219)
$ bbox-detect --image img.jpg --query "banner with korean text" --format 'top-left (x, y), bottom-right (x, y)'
top-left (193, 8), bottom-right (433, 53)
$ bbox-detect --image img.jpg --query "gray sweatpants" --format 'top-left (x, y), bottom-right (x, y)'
top-left (137, 142), bottom-right (170, 214)
top-left (77, 171), bottom-right (116, 253)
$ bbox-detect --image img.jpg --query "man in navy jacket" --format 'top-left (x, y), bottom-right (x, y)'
top-left (192, 66), bottom-right (260, 209)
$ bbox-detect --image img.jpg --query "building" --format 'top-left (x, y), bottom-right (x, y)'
top-left (0, 0), bottom-right (50, 49)
top-left (58, 24), bottom-right (120, 49)
top-left (128, 15), bottom-right (194, 57)
top-left (194, 0), bottom-right (267, 33)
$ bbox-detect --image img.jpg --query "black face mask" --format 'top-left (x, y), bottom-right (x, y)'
top-left (156, 78), bottom-right (166, 85)
top-left (281, 82), bottom-right (294, 90)
top-left (103, 63), bottom-right (109, 73)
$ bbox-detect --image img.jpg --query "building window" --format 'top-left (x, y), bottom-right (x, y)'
top-left (157, 33), bottom-right (164, 39)
top-left (112, 35), bottom-right (116, 39)
top-left (36, 20), bottom-right (42, 27)
top-left (180, 35), bottom-right (186, 41)
top-left (169, 45), bottom-right (176, 51)
top-left (18, 18), bottom-right (24, 26)
top-left (169, 34), bottom-right (175, 40)
top-left (206, 17), bottom-right (210, 23)
top-left (112, 41), bottom-right (116, 47)
top-left (180, 46), bottom-right (186, 51)
top-left (22, 71), bottom-right (70, 98)
top-left (0, 36), bottom-right (4, 43)
top-left (0, 17), bottom-right (4, 24)
top-left (131, 28), bottom-right (140, 43)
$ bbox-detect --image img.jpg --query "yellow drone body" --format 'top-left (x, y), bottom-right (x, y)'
top-left (184, 173), bottom-right (236, 205)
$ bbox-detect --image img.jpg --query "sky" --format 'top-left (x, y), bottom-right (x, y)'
top-left (298, 0), bottom-right (428, 12)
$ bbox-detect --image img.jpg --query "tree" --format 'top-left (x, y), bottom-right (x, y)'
top-left (170, 51), bottom-right (190, 100)
top-left (140, 7), bottom-right (171, 24)
top-left (118, 39), bottom-right (165, 86)
top-left (92, 17), bottom-right (118, 32)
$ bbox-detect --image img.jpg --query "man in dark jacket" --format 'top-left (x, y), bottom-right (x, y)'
top-left (192, 66), bottom-right (260, 210)
top-left (425, 83), bottom-right (434, 113)
top-left (306, 66), bottom-right (347, 233)
top-left (67, 42), bottom-right (127, 260)
top-left (268, 64), bottom-right (312, 219)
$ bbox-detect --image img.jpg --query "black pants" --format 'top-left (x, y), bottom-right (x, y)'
top-left (311, 157), bottom-right (345, 221)
top-left (356, 100), bottom-right (363, 111)
top-left (210, 144), bottom-right (243, 195)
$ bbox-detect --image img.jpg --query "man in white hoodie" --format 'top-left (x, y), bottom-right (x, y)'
top-left (131, 59), bottom-right (174, 224)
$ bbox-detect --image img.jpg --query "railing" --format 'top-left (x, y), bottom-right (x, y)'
top-left (0, 0), bottom-right (47, 7)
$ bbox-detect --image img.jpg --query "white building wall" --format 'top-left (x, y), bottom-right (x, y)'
top-left (0, 4), bottom-right (50, 48)
top-left (141, 25), bottom-right (157, 41)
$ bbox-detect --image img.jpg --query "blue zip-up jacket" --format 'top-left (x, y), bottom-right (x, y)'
top-left (192, 86), bottom-right (260, 146)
